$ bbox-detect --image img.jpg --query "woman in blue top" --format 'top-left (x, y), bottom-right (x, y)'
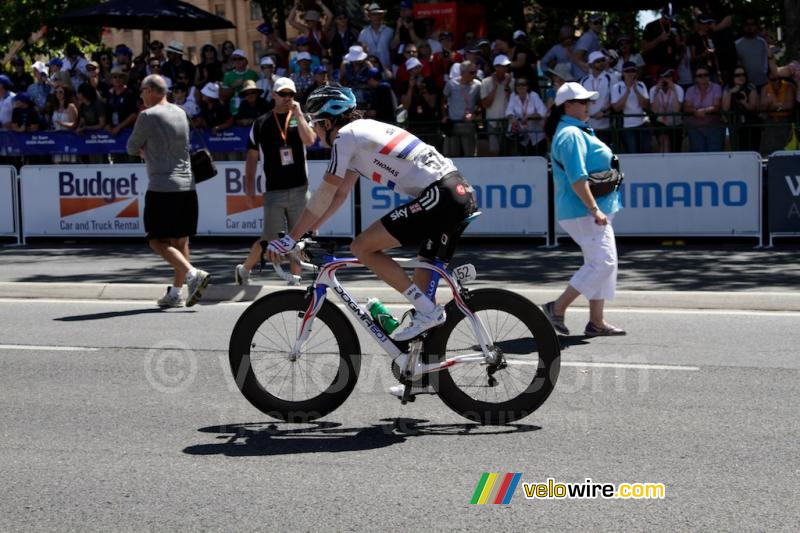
top-left (542, 82), bottom-right (626, 337)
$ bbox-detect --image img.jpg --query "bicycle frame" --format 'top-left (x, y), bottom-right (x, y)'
top-left (287, 255), bottom-right (497, 381)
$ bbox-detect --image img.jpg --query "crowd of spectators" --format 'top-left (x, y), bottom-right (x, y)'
top-left (1, 1), bottom-right (800, 160)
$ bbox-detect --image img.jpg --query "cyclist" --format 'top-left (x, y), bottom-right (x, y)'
top-left (267, 84), bottom-right (477, 341)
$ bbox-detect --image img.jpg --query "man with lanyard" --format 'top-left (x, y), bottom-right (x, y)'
top-left (580, 51), bottom-right (613, 144)
top-left (234, 78), bottom-right (316, 286)
top-left (266, 84), bottom-right (477, 342)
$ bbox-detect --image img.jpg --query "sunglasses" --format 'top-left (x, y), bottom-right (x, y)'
top-left (734, 72), bottom-right (746, 77)
top-left (276, 91), bottom-right (295, 97)
top-left (569, 99), bottom-right (590, 105)
top-left (150, 63), bottom-right (161, 68)
top-left (696, 72), bottom-right (709, 77)
top-left (86, 66), bottom-right (97, 71)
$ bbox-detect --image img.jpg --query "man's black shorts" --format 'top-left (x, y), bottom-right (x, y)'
top-left (144, 190), bottom-right (198, 240)
top-left (380, 172), bottom-right (477, 261)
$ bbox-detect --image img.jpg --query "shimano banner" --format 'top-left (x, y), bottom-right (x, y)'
top-left (0, 166), bottom-right (17, 239)
top-left (359, 156), bottom-right (549, 236)
top-left (611, 152), bottom-right (762, 237)
top-left (766, 151), bottom-right (800, 239)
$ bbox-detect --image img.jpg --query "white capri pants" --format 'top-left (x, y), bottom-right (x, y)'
top-left (558, 213), bottom-right (618, 301)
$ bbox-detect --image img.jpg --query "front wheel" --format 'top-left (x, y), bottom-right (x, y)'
top-left (228, 290), bottom-right (361, 422)
top-left (424, 289), bottom-right (560, 425)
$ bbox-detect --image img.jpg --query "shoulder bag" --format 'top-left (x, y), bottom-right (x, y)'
top-left (187, 115), bottom-right (218, 183)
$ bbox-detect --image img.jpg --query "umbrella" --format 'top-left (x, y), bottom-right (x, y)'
top-left (60, 0), bottom-right (235, 31)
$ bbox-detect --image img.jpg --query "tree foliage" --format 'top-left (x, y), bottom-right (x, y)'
top-left (0, 0), bottom-right (101, 61)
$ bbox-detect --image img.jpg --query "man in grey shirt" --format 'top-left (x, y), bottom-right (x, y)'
top-left (127, 74), bottom-right (210, 308)
top-left (442, 60), bottom-right (482, 157)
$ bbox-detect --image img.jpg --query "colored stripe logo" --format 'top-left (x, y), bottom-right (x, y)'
top-left (470, 473), bottom-right (522, 504)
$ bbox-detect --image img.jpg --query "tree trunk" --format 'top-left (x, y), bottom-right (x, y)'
top-left (785, 0), bottom-right (800, 58)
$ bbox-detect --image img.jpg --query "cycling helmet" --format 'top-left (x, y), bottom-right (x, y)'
top-left (305, 84), bottom-right (357, 118)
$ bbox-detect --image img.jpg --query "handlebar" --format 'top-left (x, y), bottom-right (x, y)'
top-left (259, 237), bottom-right (319, 284)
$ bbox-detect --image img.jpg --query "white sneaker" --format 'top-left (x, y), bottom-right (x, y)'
top-left (186, 269), bottom-right (211, 307)
top-left (234, 264), bottom-right (250, 285)
top-left (157, 287), bottom-right (185, 308)
top-left (287, 275), bottom-right (301, 286)
top-left (392, 305), bottom-right (446, 341)
top-left (389, 384), bottom-right (435, 398)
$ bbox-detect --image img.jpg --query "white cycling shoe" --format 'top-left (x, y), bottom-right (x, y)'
top-left (388, 384), bottom-right (435, 398)
top-left (392, 305), bottom-right (446, 341)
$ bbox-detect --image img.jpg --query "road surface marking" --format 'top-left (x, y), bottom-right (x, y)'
top-left (0, 344), bottom-right (98, 352)
top-left (509, 360), bottom-right (699, 371)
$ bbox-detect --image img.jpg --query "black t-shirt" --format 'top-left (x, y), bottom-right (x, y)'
top-left (12, 106), bottom-right (42, 129)
top-left (105, 88), bottom-right (138, 126)
top-left (511, 45), bottom-right (539, 90)
top-left (247, 110), bottom-right (308, 191)
top-left (200, 100), bottom-right (231, 128)
top-left (235, 97), bottom-right (270, 121)
top-left (642, 19), bottom-right (681, 68)
top-left (370, 82), bottom-right (396, 123)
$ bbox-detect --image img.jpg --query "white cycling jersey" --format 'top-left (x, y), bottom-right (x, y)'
top-left (326, 119), bottom-right (458, 197)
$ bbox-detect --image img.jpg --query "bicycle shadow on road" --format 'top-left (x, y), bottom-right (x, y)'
top-left (183, 419), bottom-right (539, 457)
top-left (54, 308), bottom-right (195, 321)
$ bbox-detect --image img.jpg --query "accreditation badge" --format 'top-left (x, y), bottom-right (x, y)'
top-left (280, 146), bottom-right (294, 166)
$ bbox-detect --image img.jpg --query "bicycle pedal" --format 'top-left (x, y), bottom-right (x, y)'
top-left (401, 384), bottom-right (416, 404)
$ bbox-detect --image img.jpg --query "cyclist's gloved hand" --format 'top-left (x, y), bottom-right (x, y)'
top-left (267, 235), bottom-right (297, 257)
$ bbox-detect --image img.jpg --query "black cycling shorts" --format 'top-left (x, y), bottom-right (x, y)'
top-left (380, 172), bottom-right (477, 261)
top-left (144, 190), bottom-right (198, 240)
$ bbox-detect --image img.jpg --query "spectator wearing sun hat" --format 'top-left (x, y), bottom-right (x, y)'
top-left (195, 82), bottom-right (233, 135)
top-left (340, 45), bottom-right (372, 101)
top-left (222, 49), bottom-right (259, 115)
top-left (256, 56), bottom-right (279, 104)
top-left (234, 80), bottom-right (269, 126)
top-left (358, 3), bottom-right (394, 71)
top-left (162, 40), bottom-right (196, 87)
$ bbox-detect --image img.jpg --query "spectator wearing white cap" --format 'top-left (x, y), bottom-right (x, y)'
top-left (256, 56), bottom-right (278, 104)
top-left (290, 51), bottom-right (316, 104)
top-left (27, 62), bottom-right (51, 112)
top-left (358, 3), bottom-right (394, 71)
top-left (611, 61), bottom-right (651, 153)
top-left (442, 60), bottom-right (482, 157)
top-left (580, 51), bottom-right (614, 137)
top-left (222, 49), bottom-right (259, 116)
top-left (481, 54), bottom-right (513, 155)
top-left (288, 0), bottom-right (333, 59)
top-left (234, 76), bottom-right (316, 287)
top-left (542, 82), bottom-right (625, 338)
top-left (289, 36), bottom-right (322, 75)
top-left (162, 40), bottom-right (196, 87)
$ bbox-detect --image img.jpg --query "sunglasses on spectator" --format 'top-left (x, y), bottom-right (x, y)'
top-left (696, 72), bottom-right (709, 77)
top-left (150, 63), bottom-right (161, 68)
top-left (734, 72), bottom-right (746, 77)
top-left (569, 99), bottom-right (590, 105)
top-left (86, 66), bottom-right (97, 71)
top-left (276, 91), bottom-right (295, 97)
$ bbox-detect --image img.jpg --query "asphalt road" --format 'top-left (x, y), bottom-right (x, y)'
top-left (1, 298), bottom-right (798, 531)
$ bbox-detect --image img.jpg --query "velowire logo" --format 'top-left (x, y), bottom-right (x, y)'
top-left (470, 473), bottom-right (522, 505)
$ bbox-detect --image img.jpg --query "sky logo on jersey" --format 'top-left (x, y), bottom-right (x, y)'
top-left (225, 167), bottom-right (265, 215)
top-left (58, 171), bottom-right (140, 218)
top-left (470, 473), bottom-right (522, 504)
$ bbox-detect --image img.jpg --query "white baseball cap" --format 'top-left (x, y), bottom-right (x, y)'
top-left (296, 51), bottom-right (312, 62)
top-left (260, 56), bottom-right (275, 66)
top-left (231, 49), bottom-right (247, 59)
top-left (512, 30), bottom-right (526, 41)
top-left (588, 51), bottom-right (606, 64)
top-left (200, 82), bottom-right (220, 99)
top-left (273, 77), bottom-right (297, 94)
top-left (405, 57), bottom-right (422, 71)
top-left (493, 54), bottom-right (511, 67)
top-left (554, 82), bottom-right (599, 106)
